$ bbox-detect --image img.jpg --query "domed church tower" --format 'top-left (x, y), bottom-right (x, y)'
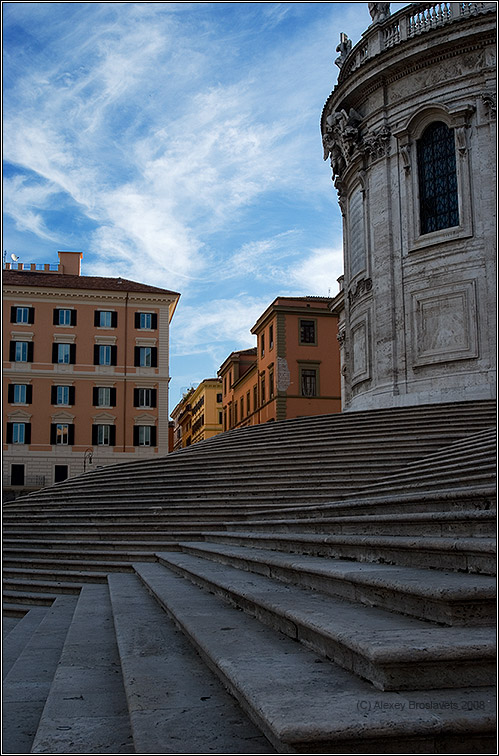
top-left (322, 2), bottom-right (496, 411)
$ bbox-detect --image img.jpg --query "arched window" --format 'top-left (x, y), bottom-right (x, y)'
top-left (417, 121), bottom-right (459, 234)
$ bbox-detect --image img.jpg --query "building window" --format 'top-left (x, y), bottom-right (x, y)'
top-left (260, 333), bottom-right (265, 357)
top-left (246, 391), bottom-right (250, 415)
top-left (93, 387), bottom-right (116, 407)
top-left (135, 312), bottom-right (157, 330)
top-left (253, 384), bottom-right (258, 410)
top-left (269, 324), bottom-right (274, 350)
top-left (94, 345), bottom-right (117, 366)
top-left (11, 341), bottom-right (33, 362)
top-left (234, 402), bottom-right (238, 424)
top-left (6, 423), bottom-right (31, 444)
top-left (269, 368), bottom-right (274, 398)
top-left (301, 368), bottom-right (317, 397)
top-left (240, 397), bottom-right (244, 418)
top-left (54, 465), bottom-right (68, 483)
top-left (50, 423), bottom-right (75, 445)
top-left (218, 411), bottom-right (223, 425)
top-left (56, 386), bottom-right (69, 405)
top-left (417, 121), bottom-right (459, 235)
top-left (134, 388), bottom-right (156, 408)
top-left (133, 425), bottom-right (156, 446)
top-left (92, 424), bottom-right (116, 446)
top-left (134, 346), bottom-right (157, 367)
top-left (54, 308), bottom-right (76, 326)
top-left (95, 311), bottom-right (117, 328)
top-left (216, 392), bottom-right (222, 403)
top-left (300, 319), bottom-right (316, 345)
top-left (224, 376), bottom-right (227, 395)
top-left (261, 375), bottom-right (266, 403)
top-left (53, 343), bottom-right (76, 364)
top-left (11, 306), bottom-right (34, 324)
top-left (12, 423), bottom-right (26, 444)
top-left (8, 384), bottom-right (32, 404)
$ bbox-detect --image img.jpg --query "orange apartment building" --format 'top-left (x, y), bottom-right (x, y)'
top-left (3, 251), bottom-right (180, 497)
top-left (218, 296), bottom-right (341, 429)
top-left (170, 379), bottom-right (223, 449)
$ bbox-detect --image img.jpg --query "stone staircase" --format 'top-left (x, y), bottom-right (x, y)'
top-left (2, 400), bottom-right (496, 753)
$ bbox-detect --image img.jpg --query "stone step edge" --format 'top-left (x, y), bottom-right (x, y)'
top-left (175, 542), bottom-right (496, 625)
top-left (154, 552), bottom-right (495, 692)
top-left (2, 606), bottom-right (49, 680)
top-left (133, 561), bottom-right (496, 753)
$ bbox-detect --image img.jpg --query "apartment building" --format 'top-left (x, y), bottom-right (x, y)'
top-left (170, 379), bottom-right (223, 449)
top-left (3, 251), bottom-right (180, 497)
top-left (218, 297), bottom-right (341, 429)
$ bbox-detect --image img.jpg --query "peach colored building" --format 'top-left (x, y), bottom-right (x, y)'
top-left (218, 297), bottom-right (341, 430)
top-left (170, 379), bottom-right (223, 449)
top-left (3, 251), bottom-right (179, 498)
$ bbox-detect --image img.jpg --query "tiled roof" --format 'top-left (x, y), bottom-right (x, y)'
top-left (2, 269), bottom-right (180, 297)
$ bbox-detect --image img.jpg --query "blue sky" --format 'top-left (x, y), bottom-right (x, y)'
top-left (3, 1), bottom-right (408, 410)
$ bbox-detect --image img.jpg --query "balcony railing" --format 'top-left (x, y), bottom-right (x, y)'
top-left (3, 475), bottom-right (46, 487)
top-left (338, 2), bottom-right (495, 82)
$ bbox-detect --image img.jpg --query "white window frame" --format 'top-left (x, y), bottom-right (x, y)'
top-left (97, 387), bottom-right (111, 406)
top-left (139, 312), bottom-right (152, 329)
top-left (12, 423), bottom-right (26, 444)
top-left (16, 307), bottom-right (29, 324)
top-left (58, 309), bottom-right (72, 326)
top-left (58, 343), bottom-right (71, 364)
top-left (57, 386), bottom-right (70, 405)
top-left (138, 388), bottom-right (152, 408)
top-left (13, 385), bottom-right (27, 403)
top-left (138, 425), bottom-right (152, 446)
top-left (97, 424), bottom-right (111, 445)
top-left (99, 345), bottom-right (112, 366)
top-left (15, 342), bottom-right (28, 362)
top-left (139, 347), bottom-right (152, 367)
top-left (99, 311), bottom-right (113, 328)
top-left (56, 423), bottom-right (69, 445)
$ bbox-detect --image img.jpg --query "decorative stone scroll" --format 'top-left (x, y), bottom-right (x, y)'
top-left (348, 277), bottom-right (373, 306)
top-left (481, 91), bottom-right (496, 120)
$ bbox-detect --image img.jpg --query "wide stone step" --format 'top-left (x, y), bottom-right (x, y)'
top-left (154, 552), bottom-right (494, 692)
top-left (2, 537), bottom-right (182, 552)
top-left (200, 531), bottom-right (496, 574)
top-left (3, 578), bottom-right (88, 596)
top-left (3, 616), bottom-right (21, 639)
top-left (3, 606), bottom-right (48, 679)
top-left (3, 567), bottom-right (111, 584)
top-left (2, 546), bottom-right (160, 564)
top-left (174, 542), bottom-right (495, 625)
top-left (134, 562), bottom-right (495, 753)
top-left (108, 572), bottom-right (275, 754)
top-left (31, 584), bottom-right (134, 754)
top-left (3, 557), bottom-right (137, 573)
top-left (3, 590), bottom-right (59, 608)
top-left (2, 596), bottom-right (77, 755)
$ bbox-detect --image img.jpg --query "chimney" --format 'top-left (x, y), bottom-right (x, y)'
top-left (58, 251), bottom-right (82, 276)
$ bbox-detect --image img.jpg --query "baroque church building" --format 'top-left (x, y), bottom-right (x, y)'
top-left (323, 2), bottom-right (496, 411)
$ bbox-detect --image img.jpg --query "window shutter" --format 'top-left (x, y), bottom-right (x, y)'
top-left (94, 311), bottom-right (100, 327)
top-left (94, 346), bottom-right (100, 365)
top-left (11, 307), bottom-right (16, 323)
top-left (135, 313), bottom-right (140, 328)
top-left (27, 342), bottom-right (34, 362)
top-left (151, 427), bottom-right (157, 447)
top-left (28, 308), bottom-right (35, 324)
top-left (134, 347), bottom-right (140, 366)
top-left (50, 424), bottom-right (57, 444)
top-left (111, 346), bottom-right (117, 366)
top-left (8, 385), bottom-right (14, 402)
top-left (69, 344), bottom-right (76, 364)
top-left (71, 310), bottom-right (77, 326)
top-left (151, 389), bottom-right (157, 408)
top-left (93, 387), bottom-right (99, 406)
top-left (92, 425), bottom-right (98, 445)
top-left (26, 385), bottom-right (33, 404)
top-left (52, 344), bottom-right (58, 363)
top-left (25, 424), bottom-right (31, 444)
top-left (6, 423), bottom-right (13, 443)
top-left (133, 388), bottom-right (139, 407)
top-left (69, 386), bottom-right (75, 405)
top-left (51, 386), bottom-right (57, 404)
top-left (110, 425), bottom-right (116, 446)
top-left (151, 348), bottom-right (158, 367)
top-left (133, 426), bottom-right (139, 446)
top-left (68, 425), bottom-right (75, 445)
top-left (151, 314), bottom-right (158, 329)
top-left (110, 388), bottom-right (117, 406)
top-left (10, 341), bottom-right (17, 361)
top-left (111, 312), bottom-right (118, 328)
top-left (53, 309), bottom-right (59, 325)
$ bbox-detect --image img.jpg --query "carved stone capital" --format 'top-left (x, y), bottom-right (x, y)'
top-left (348, 277), bottom-right (373, 306)
top-left (362, 125), bottom-right (392, 161)
top-left (481, 91), bottom-right (496, 120)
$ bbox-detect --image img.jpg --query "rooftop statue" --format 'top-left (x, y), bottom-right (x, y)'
top-left (334, 32), bottom-right (352, 68)
top-left (368, 2), bottom-right (390, 24)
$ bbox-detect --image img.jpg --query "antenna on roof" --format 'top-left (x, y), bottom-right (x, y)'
top-left (11, 253), bottom-right (20, 262)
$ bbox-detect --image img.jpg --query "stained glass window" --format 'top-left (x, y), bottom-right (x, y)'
top-left (417, 122), bottom-right (459, 235)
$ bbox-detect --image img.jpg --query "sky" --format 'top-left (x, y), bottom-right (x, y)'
top-left (3, 1), bottom-right (408, 411)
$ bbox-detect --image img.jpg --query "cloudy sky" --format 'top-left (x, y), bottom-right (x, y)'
top-left (3, 1), bottom-right (408, 408)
